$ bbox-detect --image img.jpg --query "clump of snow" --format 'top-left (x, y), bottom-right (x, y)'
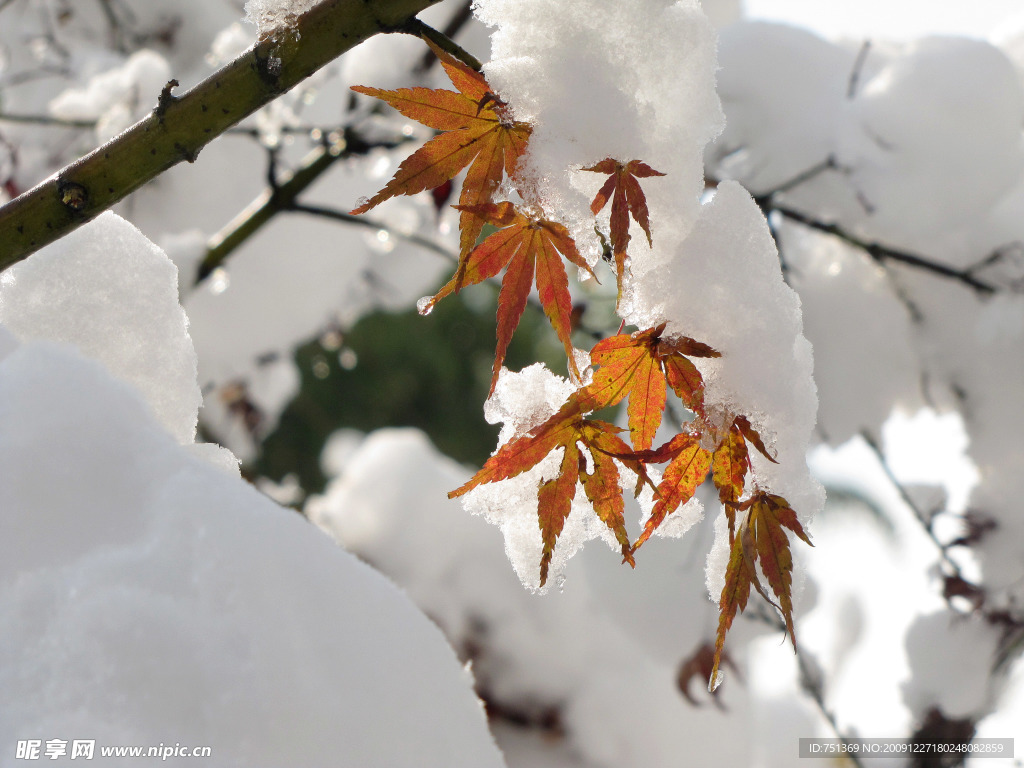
top-left (0, 219), bottom-right (504, 767)
top-left (0, 345), bottom-right (504, 768)
top-left (49, 49), bottom-right (172, 143)
top-left (474, 0), bottom-right (724, 260)
top-left (780, 223), bottom-right (925, 445)
top-left (901, 611), bottom-right (1000, 719)
top-left (710, 22), bottom-right (856, 194)
top-left (837, 37), bottom-right (1024, 252)
top-left (207, 22), bottom-right (256, 67)
top-left (628, 182), bottom-right (825, 544)
top-left (0, 212), bottom-right (201, 445)
top-left (484, 362), bottom-right (577, 445)
top-left (244, 0), bottom-right (319, 37)
top-left (464, 3), bottom-right (824, 592)
top-left (309, 427), bottom-right (774, 766)
top-left (466, 365), bottom-right (608, 590)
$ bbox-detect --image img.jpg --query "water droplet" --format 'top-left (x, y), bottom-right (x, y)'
top-left (338, 348), bottom-right (358, 370)
top-left (320, 328), bottom-right (343, 350)
top-left (416, 296), bottom-right (434, 316)
top-left (371, 156), bottom-right (391, 179)
top-left (708, 670), bottom-right (724, 693)
top-left (209, 268), bottom-right (230, 295)
top-left (311, 357), bottom-right (330, 380)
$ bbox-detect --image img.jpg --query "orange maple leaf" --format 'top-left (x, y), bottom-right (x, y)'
top-left (450, 401), bottom-right (644, 586)
top-left (578, 323), bottom-right (720, 451)
top-left (710, 491), bottom-right (812, 689)
top-left (422, 201), bottom-right (595, 395)
top-left (711, 517), bottom-right (756, 692)
top-left (582, 158), bottom-right (666, 285)
top-left (711, 420), bottom-right (748, 513)
top-left (710, 415), bottom-right (777, 541)
top-left (632, 431), bottom-right (712, 551)
top-left (734, 414), bottom-right (777, 464)
top-left (350, 41), bottom-right (531, 257)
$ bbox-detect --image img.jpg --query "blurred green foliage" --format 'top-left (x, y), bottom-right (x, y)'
top-left (254, 287), bottom-right (565, 496)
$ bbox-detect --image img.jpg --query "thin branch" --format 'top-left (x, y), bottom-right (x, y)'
top-left (0, 0), bottom-right (444, 270)
top-left (709, 163), bottom-right (1002, 295)
top-left (197, 126), bottom-right (415, 283)
top-left (847, 40), bottom-right (872, 100)
top-left (0, 113), bottom-right (96, 129)
top-left (860, 430), bottom-right (965, 581)
top-left (772, 204), bottom-right (999, 295)
top-left (402, 17), bottom-right (482, 71)
top-left (746, 608), bottom-right (866, 768)
top-left (290, 203), bottom-right (456, 261)
top-left (0, 112), bottom-right (322, 137)
top-left (414, 0), bottom-right (475, 73)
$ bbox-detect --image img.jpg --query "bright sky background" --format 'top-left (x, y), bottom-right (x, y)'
top-left (744, 0), bottom-right (1024, 42)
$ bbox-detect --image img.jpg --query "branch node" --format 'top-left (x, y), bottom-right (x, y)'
top-left (155, 79), bottom-right (180, 121)
top-left (174, 142), bottom-right (200, 164)
top-left (253, 48), bottom-right (285, 91)
top-left (57, 178), bottom-right (88, 214)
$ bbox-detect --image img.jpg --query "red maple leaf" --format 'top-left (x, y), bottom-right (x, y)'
top-left (578, 323), bottom-right (720, 451)
top-left (421, 201), bottom-right (594, 394)
top-left (582, 158), bottom-right (665, 286)
top-left (632, 431), bottom-right (712, 551)
top-left (450, 401), bottom-right (647, 586)
top-left (350, 41), bottom-right (531, 257)
top-left (711, 491), bottom-right (812, 689)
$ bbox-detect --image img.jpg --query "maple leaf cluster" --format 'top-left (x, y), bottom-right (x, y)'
top-left (349, 37), bottom-right (811, 692)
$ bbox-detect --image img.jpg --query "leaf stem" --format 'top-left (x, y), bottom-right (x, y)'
top-left (401, 18), bottom-right (483, 72)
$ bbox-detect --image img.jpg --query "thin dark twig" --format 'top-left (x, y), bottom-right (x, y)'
top-left (774, 205), bottom-right (998, 295)
top-left (0, 113), bottom-right (95, 129)
top-left (769, 157), bottom-right (836, 196)
top-left (746, 609), bottom-right (867, 768)
top-left (400, 18), bottom-right (482, 72)
top-left (847, 40), bottom-right (872, 100)
top-left (415, 0), bottom-right (475, 73)
top-left (289, 203), bottom-right (456, 262)
top-left (860, 430), bottom-right (965, 581)
top-left (0, 111), bottom-right (325, 139)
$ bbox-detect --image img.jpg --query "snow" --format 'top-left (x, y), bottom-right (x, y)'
top-left (779, 222), bottom-right (924, 445)
top-left (0, 217), bottom-right (504, 768)
top-left (0, 213), bottom-right (201, 445)
top-left (244, 0), bottom-right (319, 37)
top-left (455, 1), bottom-right (824, 598)
top-left (310, 426), bottom-right (803, 767)
top-left (630, 182), bottom-right (825, 549)
top-left (902, 611), bottom-right (1000, 719)
top-left (5, 0), bottom-right (1024, 762)
top-left (475, 0), bottom-right (723, 262)
top-left (837, 36), bottom-right (1024, 253)
top-left (49, 50), bottom-right (172, 143)
top-left (711, 21), bottom-right (855, 194)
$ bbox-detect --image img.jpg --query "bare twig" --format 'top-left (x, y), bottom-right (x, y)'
top-left (847, 40), bottom-right (872, 100)
top-left (746, 609), bottom-right (866, 768)
top-left (771, 204), bottom-right (998, 295)
top-left (401, 17), bottom-right (482, 71)
top-left (288, 203), bottom-right (456, 262)
top-left (414, 0), bottom-right (475, 73)
top-left (197, 125), bottom-right (416, 283)
top-left (0, 113), bottom-right (96, 129)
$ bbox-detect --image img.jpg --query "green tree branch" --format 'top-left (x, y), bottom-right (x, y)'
top-left (0, 0), bottom-right (442, 270)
